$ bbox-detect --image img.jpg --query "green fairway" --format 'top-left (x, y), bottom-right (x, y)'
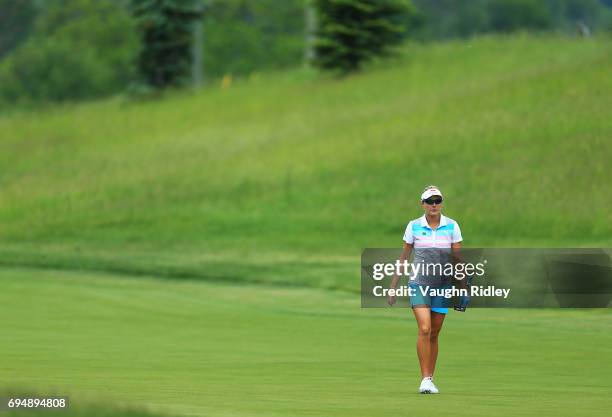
top-left (0, 35), bottom-right (611, 290)
top-left (2, 268), bottom-right (611, 417)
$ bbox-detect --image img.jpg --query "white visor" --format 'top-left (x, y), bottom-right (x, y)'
top-left (421, 188), bottom-right (443, 201)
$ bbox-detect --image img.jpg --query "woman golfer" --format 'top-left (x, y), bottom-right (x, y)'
top-left (388, 185), bottom-right (463, 394)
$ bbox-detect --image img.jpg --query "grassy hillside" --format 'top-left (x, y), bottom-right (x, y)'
top-left (0, 35), bottom-right (610, 289)
top-left (2, 269), bottom-right (611, 417)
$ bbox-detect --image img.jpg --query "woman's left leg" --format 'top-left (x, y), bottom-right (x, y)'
top-left (429, 311), bottom-right (446, 376)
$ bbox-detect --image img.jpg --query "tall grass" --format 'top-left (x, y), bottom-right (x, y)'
top-left (0, 34), bottom-right (610, 289)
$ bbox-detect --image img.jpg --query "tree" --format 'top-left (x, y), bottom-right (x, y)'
top-left (201, 0), bottom-right (304, 78)
top-left (0, 0), bottom-right (138, 105)
top-left (130, 0), bottom-right (202, 88)
top-left (0, 0), bottom-right (36, 59)
top-left (34, 0), bottom-right (139, 89)
top-left (313, 0), bottom-right (413, 73)
top-left (0, 37), bottom-right (113, 103)
top-left (488, 0), bottom-right (552, 32)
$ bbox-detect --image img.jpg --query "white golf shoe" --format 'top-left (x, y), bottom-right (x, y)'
top-left (419, 377), bottom-right (439, 394)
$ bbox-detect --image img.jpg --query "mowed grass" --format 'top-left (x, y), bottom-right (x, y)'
top-left (1, 268), bottom-right (611, 417)
top-left (0, 35), bottom-right (611, 289)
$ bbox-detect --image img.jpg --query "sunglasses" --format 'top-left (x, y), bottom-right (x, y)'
top-left (423, 197), bottom-right (443, 205)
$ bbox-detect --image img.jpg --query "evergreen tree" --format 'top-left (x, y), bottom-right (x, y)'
top-left (313, 0), bottom-right (412, 73)
top-left (130, 0), bottom-right (202, 88)
top-left (0, 0), bottom-right (37, 59)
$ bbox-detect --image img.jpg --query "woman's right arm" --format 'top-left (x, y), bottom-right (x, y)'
top-left (388, 242), bottom-right (413, 305)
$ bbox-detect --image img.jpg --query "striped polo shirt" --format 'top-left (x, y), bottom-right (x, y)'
top-left (403, 214), bottom-right (463, 285)
top-left (403, 214), bottom-right (462, 248)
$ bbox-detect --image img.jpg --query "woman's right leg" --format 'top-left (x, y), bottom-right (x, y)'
top-left (412, 306), bottom-right (433, 378)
